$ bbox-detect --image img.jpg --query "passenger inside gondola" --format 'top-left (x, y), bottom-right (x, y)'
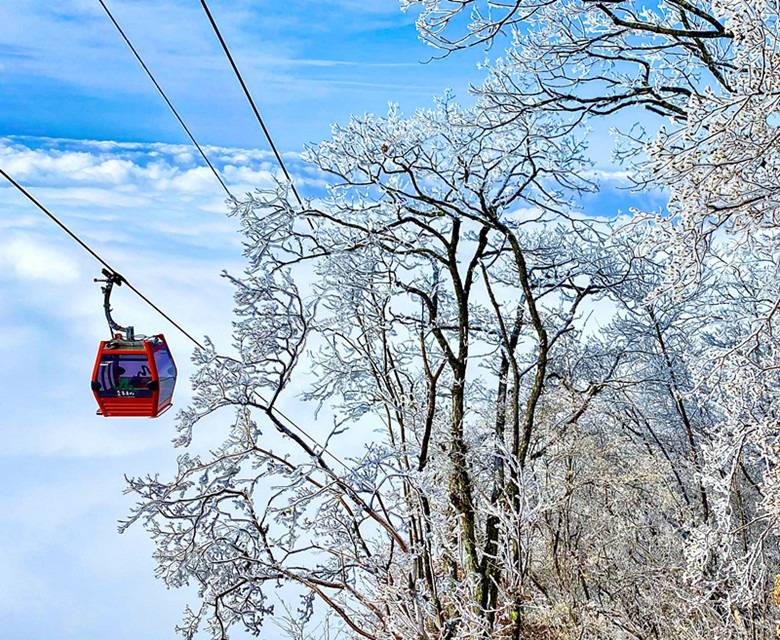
top-left (96, 355), bottom-right (153, 396)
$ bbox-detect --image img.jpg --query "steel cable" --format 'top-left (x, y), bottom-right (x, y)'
top-left (97, 0), bottom-right (234, 201)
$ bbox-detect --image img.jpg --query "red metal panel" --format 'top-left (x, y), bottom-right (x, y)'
top-left (98, 397), bottom-right (157, 417)
top-left (91, 335), bottom-right (171, 418)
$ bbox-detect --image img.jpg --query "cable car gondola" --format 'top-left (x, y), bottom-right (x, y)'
top-left (90, 270), bottom-right (177, 418)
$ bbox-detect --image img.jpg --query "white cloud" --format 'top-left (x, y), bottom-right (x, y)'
top-left (583, 168), bottom-right (633, 182)
top-left (222, 164), bottom-right (278, 187)
top-left (0, 235), bottom-right (81, 283)
top-left (33, 186), bottom-right (151, 207)
top-left (166, 165), bottom-right (222, 192)
top-left (0, 135), bottom-right (315, 196)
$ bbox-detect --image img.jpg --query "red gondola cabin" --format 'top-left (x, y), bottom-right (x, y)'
top-left (90, 334), bottom-right (177, 418)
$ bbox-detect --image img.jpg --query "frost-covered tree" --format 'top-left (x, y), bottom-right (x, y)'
top-left (404, 0), bottom-right (737, 120)
top-left (402, 0), bottom-right (780, 633)
top-left (401, 0), bottom-right (780, 273)
top-left (118, 99), bottom-right (617, 635)
top-left (124, 1), bottom-right (780, 638)
top-left (125, 97), bottom-right (777, 638)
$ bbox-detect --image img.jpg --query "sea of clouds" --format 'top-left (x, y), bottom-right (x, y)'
top-left (0, 135), bottom-right (325, 640)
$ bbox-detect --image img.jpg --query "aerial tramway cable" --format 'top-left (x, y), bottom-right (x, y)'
top-left (0, 167), bottom-right (206, 350)
top-left (97, 0), bottom-right (234, 201)
top-left (198, 0), bottom-right (305, 209)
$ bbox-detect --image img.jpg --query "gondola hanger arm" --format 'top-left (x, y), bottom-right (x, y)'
top-left (94, 268), bottom-right (135, 340)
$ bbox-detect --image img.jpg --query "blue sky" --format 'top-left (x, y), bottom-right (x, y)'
top-left (0, 2), bottom-right (651, 639)
top-left (0, 0), bottom-right (487, 148)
